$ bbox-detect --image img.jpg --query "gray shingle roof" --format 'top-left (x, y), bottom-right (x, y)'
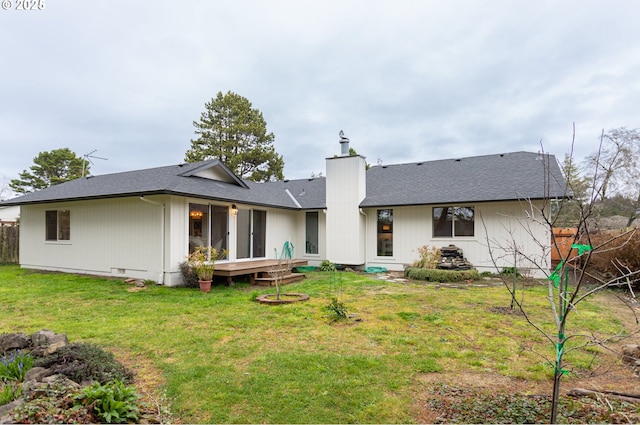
top-left (1, 152), bottom-right (566, 209)
top-left (360, 151), bottom-right (567, 207)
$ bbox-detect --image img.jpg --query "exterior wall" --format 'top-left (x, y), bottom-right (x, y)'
top-left (164, 198), bottom-right (305, 286)
top-left (19, 196), bottom-right (166, 282)
top-left (325, 155), bottom-right (367, 265)
top-left (363, 200), bottom-right (551, 278)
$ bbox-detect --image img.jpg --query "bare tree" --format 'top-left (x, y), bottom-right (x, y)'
top-left (484, 127), bottom-right (640, 423)
top-left (583, 127), bottom-right (640, 226)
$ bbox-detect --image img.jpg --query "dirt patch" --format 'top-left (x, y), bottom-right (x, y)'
top-left (110, 347), bottom-right (174, 423)
top-left (413, 363), bottom-right (640, 423)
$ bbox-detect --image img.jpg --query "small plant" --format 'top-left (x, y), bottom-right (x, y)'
top-left (0, 383), bottom-right (22, 406)
top-left (187, 246), bottom-right (228, 282)
top-left (35, 343), bottom-right (133, 385)
top-left (76, 380), bottom-right (140, 424)
top-left (325, 297), bottom-right (349, 322)
top-left (500, 267), bottom-right (522, 278)
top-left (412, 245), bottom-right (442, 269)
top-left (320, 260), bottom-right (336, 272)
top-left (0, 349), bottom-right (34, 382)
top-left (10, 379), bottom-right (94, 424)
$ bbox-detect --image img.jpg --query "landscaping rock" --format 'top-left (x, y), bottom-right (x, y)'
top-left (622, 344), bottom-right (640, 364)
top-left (0, 333), bottom-right (29, 353)
top-left (23, 366), bottom-right (53, 383)
top-left (0, 399), bottom-right (23, 422)
top-left (31, 329), bottom-right (68, 347)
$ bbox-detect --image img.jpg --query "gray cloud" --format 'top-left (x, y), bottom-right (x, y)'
top-left (1, 0), bottom-right (639, 198)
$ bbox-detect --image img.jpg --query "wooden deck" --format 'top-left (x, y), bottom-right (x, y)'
top-left (213, 259), bottom-right (308, 285)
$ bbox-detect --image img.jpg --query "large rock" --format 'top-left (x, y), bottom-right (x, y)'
top-left (31, 329), bottom-right (68, 347)
top-left (0, 333), bottom-right (29, 353)
top-left (23, 366), bottom-right (53, 382)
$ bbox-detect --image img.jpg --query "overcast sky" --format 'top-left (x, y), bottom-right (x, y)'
top-left (1, 0), bottom-right (638, 198)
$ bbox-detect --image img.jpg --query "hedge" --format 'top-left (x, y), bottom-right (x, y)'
top-left (404, 267), bottom-right (481, 283)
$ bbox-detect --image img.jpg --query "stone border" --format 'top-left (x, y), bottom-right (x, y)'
top-left (255, 293), bottom-right (310, 305)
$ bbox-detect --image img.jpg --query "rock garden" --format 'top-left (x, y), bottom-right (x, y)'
top-left (0, 330), bottom-right (167, 424)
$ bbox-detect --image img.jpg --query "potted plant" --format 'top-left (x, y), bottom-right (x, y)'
top-left (187, 246), bottom-right (228, 292)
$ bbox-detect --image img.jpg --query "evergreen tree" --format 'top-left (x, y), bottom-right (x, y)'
top-left (10, 148), bottom-right (87, 194)
top-left (185, 91), bottom-right (284, 182)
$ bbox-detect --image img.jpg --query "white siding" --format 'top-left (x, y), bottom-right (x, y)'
top-left (362, 200), bottom-right (550, 277)
top-left (20, 197), bottom-right (165, 281)
top-left (325, 155), bottom-right (367, 265)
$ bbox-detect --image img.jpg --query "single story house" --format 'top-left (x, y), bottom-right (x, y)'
top-left (1, 139), bottom-right (566, 285)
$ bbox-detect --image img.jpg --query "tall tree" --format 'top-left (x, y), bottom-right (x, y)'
top-left (553, 154), bottom-right (591, 227)
top-left (583, 128), bottom-right (640, 212)
top-left (9, 148), bottom-right (87, 194)
top-left (185, 91), bottom-right (284, 182)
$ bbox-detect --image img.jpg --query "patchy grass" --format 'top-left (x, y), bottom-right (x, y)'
top-left (0, 265), bottom-right (638, 423)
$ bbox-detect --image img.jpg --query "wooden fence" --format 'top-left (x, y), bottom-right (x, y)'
top-left (0, 225), bottom-right (19, 263)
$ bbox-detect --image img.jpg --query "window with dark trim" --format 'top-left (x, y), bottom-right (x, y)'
top-left (45, 210), bottom-right (70, 241)
top-left (305, 211), bottom-right (319, 254)
top-left (432, 206), bottom-right (474, 237)
top-left (376, 209), bottom-right (393, 256)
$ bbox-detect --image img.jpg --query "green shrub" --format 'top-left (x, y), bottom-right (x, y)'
top-left (320, 260), bottom-right (336, 272)
top-left (0, 349), bottom-right (34, 382)
top-left (35, 343), bottom-right (133, 385)
top-left (76, 380), bottom-right (140, 424)
top-left (404, 267), bottom-right (481, 282)
top-left (500, 267), bottom-right (522, 277)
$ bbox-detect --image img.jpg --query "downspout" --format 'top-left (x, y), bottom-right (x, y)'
top-left (359, 208), bottom-right (367, 269)
top-left (139, 196), bottom-right (166, 284)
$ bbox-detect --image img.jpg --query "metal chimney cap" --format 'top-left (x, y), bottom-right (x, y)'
top-left (339, 130), bottom-right (350, 155)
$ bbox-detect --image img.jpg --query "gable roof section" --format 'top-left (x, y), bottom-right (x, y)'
top-left (360, 152), bottom-right (567, 207)
top-left (1, 159), bottom-right (299, 209)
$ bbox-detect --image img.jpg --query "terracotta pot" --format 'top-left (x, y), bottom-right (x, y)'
top-left (199, 280), bottom-right (212, 293)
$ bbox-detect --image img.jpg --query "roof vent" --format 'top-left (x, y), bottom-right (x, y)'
top-left (455, 158), bottom-right (461, 162)
top-left (417, 162), bottom-right (423, 166)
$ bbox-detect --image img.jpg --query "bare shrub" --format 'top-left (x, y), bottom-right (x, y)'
top-left (584, 230), bottom-right (640, 283)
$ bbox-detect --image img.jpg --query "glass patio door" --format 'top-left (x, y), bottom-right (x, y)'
top-left (236, 208), bottom-right (266, 259)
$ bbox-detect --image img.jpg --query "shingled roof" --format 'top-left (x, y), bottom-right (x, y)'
top-left (360, 151), bottom-right (567, 207)
top-left (1, 152), bottom-right (566, 209)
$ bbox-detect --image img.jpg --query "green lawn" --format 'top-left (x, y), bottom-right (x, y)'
top-left (0, 265), bottom-right (632, 423)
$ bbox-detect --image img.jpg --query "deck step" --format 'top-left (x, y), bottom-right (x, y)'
top-left (254, 273), bottom-right (306, 286)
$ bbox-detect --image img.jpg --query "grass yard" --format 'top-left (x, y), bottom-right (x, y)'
top-left (1, 265), bottom-right (639, 423)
